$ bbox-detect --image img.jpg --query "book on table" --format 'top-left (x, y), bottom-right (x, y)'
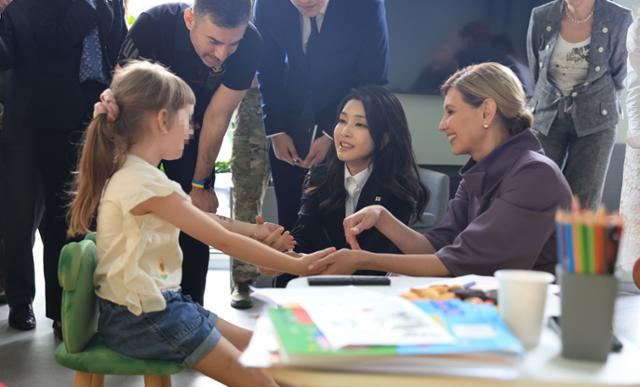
top-left (268, 298), bottom-right (523, 368)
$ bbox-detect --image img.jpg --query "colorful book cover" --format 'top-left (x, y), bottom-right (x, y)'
top-left (268, 300), bottom-right (523, 365)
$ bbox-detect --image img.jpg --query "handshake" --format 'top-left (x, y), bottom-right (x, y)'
top-left (250, 214), bottom-right (366, 277)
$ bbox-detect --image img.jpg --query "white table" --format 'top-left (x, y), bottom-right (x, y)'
top-left (263, 276), bottom-right (640, 386)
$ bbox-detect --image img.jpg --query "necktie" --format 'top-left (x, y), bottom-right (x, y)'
top-left (306, 16), bottom-right (319, 60)
top-left (79, 0), bottom-right (108, 84)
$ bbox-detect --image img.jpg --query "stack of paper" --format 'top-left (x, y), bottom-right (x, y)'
top-left (241, 287), bottom-right (524, 378)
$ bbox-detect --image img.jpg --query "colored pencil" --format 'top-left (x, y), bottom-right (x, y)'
top-left (571, 216), bottom-right (583, 274)
top-left (564, 217), bottom-right (574, 273)
top-left (569, 197), bottom-right (584, 273)
top-left (555, 211), bottom-right (567, 272)
top-left (594, 206), bottom-right (607, 274)
top-left (565, 220), bottom-right (574, 273)
top-left (583, 213), bottom-right (595, 275)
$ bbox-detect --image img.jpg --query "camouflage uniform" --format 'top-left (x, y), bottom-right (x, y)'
top-left (230, 87), bottom-right (269, 285)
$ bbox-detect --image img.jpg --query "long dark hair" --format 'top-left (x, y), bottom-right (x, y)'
top-left (306, 85), bottom-right (428, 219)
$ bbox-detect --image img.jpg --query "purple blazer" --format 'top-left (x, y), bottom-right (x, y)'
top-left (425, 130), bottom-right (572, 276)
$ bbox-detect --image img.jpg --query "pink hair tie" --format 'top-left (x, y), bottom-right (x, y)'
top-left (93, 89), bottom-right (119, 123)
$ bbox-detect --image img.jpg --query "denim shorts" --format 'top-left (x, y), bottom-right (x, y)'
top-left (97, 291), bottom-right (221, 367)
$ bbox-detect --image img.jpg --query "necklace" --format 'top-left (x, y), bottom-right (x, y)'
top-left (564, 4), bottom-right (594, 24)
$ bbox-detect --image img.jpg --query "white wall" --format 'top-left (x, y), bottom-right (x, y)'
top-left (405, 0), bottom-right (640, 166)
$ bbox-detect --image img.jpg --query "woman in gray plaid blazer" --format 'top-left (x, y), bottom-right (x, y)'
top-left (527, 0), bottom-right (632, 209)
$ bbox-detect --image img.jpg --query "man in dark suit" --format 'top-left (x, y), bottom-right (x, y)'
top-left (0, 0), bottom-right (126, 336)
top-left (254, 0), bottom-right (389, 233)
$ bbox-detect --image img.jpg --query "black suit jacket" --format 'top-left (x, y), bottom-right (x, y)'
top-left (292, 165), bottom-right (415, 255)
top-left (254, 0), bottom-right (388, 155)
top-left (272, 165), bottom-right (415, 287)
top-left (0, 0), bottom-right (37, 143)
top-left (0, 0), bottom-right (126, 142)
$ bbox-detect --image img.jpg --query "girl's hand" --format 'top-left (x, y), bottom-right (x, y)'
top-left (258, 226), bottom-right (295, 252)
top-left (343, 205), bottom-right (385, 249)
top-left (295, 247), bottom-right (337, 276)
top-left (310, 249), bottom-right (361, 275)
top-left (253, 216), bottom-right (296, 251)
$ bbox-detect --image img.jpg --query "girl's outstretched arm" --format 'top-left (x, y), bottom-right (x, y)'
top-left (205, 213), bottom-right (295, 252)
top-left (131, 192), bottom-right (333, 275)
top-left (311, 249), bottom-right (450, 277)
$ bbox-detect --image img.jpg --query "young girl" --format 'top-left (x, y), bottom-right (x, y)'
top-left (67, 61), bottom-right (334, 386)
top-left (273, 85), bottom-right (428, 286)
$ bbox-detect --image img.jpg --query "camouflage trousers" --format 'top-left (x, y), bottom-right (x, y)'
top-left (230, 88), bottom-right (270, 285)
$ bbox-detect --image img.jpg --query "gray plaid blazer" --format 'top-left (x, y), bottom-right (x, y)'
top-left (527, 0), bottom-right (632, 136)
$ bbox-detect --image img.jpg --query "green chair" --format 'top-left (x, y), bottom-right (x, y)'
top-left (55, 233), bottom-right (183, 387)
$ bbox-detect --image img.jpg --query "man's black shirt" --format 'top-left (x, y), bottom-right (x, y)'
top-left (118, 3), bottom-right (263, 125)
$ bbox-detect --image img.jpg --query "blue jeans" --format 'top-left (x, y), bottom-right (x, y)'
top-left (97, 291), bottom-right (221, 367)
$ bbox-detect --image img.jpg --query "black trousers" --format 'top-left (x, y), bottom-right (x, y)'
top-left (0, 130), bottom-right (82, 321)
top-left (0, 141), bottom-right (44, 308)
top-left (268, 146), bottom-right (307, 231)
top-left (163, 129), bottom-right (213, 305)
top-left (0, 81), bottom-right (100, 321)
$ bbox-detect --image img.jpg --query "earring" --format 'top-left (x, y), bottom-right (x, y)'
top-left (483, 123), bottom-right (489, 129)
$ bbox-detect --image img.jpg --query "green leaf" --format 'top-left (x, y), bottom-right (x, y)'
top-left (215, 160), bottom-right (231, 173)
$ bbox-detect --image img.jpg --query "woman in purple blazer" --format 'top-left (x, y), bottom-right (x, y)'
top-left (310, 62), bottom-right (573, 277)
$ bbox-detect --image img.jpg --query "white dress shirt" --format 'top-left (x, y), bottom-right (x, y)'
top-left (344, 164), bottom-right (373, 217)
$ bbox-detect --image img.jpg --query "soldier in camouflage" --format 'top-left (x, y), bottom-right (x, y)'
top-left (229, 79), bottom-right (270, 309)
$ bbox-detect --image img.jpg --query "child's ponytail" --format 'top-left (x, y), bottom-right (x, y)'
top-left (68, 106), bottom-right (124, 236)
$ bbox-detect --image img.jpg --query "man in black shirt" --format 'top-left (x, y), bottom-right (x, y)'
top-left (118, 0), bottom-right (262, 304)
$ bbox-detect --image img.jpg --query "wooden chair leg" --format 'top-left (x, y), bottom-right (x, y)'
top-left (90, 374), bottom-right (104, 387)
top-left (74, 372), bottom-right (92, 387)
top-left (144, 375), bottom-right (163, 387)
top-left (161, 375), bottom-right (172, 387)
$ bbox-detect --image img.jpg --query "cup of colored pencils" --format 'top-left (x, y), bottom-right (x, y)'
top-left (555, 201), bottom-right (622, 275)
top-left (555, 197), bottom-right (622, 362)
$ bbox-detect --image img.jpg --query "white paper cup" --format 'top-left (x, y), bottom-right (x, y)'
top-left (495, 270), bottom-right (554, 348)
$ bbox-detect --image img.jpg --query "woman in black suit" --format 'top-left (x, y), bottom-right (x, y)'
top-left (273, 85), bottom-right (428, 287)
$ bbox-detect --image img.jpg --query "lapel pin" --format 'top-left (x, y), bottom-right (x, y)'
top-left (374, 196), bottom-right (382, 202)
